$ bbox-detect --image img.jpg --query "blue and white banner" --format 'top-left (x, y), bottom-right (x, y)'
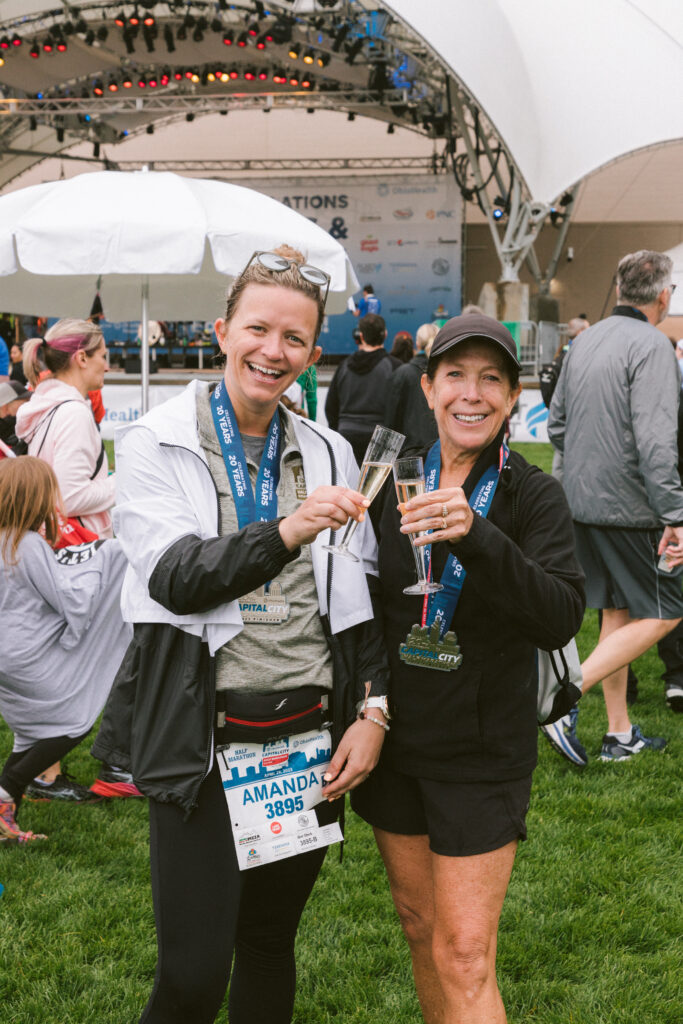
top-left (244, 175), bottom-right (463, 354)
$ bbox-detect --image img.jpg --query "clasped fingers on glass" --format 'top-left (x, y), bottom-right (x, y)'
top-left (393, 456), bottom-right (443, 595)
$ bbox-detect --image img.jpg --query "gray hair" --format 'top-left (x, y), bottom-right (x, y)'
top-left (616, 250), bottom-right (673, 306)
top-left (416, 322), bottom-right (439, 353)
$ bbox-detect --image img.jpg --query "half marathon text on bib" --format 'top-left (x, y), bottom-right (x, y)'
top-left (217, 729), bottom-right (342, 870)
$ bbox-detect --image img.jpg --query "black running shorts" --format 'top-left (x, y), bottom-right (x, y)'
top-left (573, 523), bottom-right (683, 619)
top-left (351, 761), bottom-right (532, 857)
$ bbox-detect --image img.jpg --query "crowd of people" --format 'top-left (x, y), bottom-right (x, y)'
top-left (0, 246), bottom-right (679, 1024)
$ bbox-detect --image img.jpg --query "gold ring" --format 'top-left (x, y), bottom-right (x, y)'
top-left (442, 503), bottom-right (448, 518)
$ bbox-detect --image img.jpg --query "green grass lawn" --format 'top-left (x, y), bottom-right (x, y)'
top-left (1, 444), bottom-right (681, 1023)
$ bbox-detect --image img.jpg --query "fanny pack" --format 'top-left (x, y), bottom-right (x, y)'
top-left (215, 687), bottom-right (329, 744)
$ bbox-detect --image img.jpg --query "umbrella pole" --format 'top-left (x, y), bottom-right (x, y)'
top-left (141, 277), bottom-right (149, 414)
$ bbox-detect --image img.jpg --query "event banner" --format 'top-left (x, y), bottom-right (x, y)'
top-left (245, 175), bottom-right (463, 354)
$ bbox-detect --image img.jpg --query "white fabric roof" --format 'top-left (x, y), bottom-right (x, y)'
top-left (387, 0), bottom-right (683, 201)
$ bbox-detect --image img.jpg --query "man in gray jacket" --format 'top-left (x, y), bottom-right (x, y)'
top-left (548, 250), bottom-right (683, 763)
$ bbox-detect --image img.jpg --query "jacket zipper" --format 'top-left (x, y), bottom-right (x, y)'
top-left (159, 440), bottom-right (220, 804)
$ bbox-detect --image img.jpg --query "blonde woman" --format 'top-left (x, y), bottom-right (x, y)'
top-left (17, 318), bottom-right (114, 538)
top-left (0, 458), bottom-right (129, 843)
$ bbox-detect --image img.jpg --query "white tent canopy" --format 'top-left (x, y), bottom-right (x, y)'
top-left (386, 0), bottom-right (683, 201)
top-left (0, 2), bottom-right (682, 206)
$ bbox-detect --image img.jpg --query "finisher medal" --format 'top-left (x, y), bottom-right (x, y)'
top-left (239, 582), bottom-right (290, 624)
top-left (398, 439), bottom-right (509, 671)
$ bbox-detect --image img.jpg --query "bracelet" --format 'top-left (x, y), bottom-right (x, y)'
top-left (358, 711), bottom-right (390, 732)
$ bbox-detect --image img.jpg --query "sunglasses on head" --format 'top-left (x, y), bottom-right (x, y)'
top-left (244, 251), bottom-right (331, 306)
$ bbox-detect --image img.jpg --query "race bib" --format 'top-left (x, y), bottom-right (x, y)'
top-left (217, 729), bottom-right (343, 871)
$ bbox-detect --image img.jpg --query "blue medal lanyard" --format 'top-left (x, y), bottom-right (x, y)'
top-left (210, 380), bottom-right (282, 528)
top-left (421, 440), bottom-right (509, 636)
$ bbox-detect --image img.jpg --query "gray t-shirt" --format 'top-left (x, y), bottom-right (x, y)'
top-left (196, 388), bottom-right (333, 694)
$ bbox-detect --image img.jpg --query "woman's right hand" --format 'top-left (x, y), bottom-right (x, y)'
top-left (279, 486), bottom-right (369, 550)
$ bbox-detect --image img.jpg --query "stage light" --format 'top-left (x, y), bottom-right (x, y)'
top-left (387, 123), bottom-right (395, 134)
top-left (244, 67), bottom-right (256, 81)
top-left (247, 22), bottom-right (259, 37)
top-left (0, 55), bottom-right (4, 66)
top-left (559, 191), bottom-right (574, 207)
top-left (237, 32), bottom-right (248, 47)
top-left (143, 26), bottom-right (155, 51)
top-left (97, 26), bottom-right (109, 42)
top-left (257, 68), bottom-right (268, 80)
top-left (256, 33), bottom-right (268, 49)
top-left (177, 24), bottom-right (187, 41)
top-left (115, 12), bottom-right (126, 28)
top-left (63, 21), bottom-right (75, 35)
top-left (289, 73), bottom-right (299, 85)
top-left (93, 79), bottom-right (104, 96)
top-left (0, 37), bottom-right (9, 50)
top-left (122, 73), bottom-right (133, 88)
top-left (85, 29), bottom-right (95, 45)
top-left (186, 112), bottom-right (195, 122)
top-left (123, 28), bottom-right (135, 53)
top-left (220, 71), bottom-right (230, 82)
top-left (223, 31), bottom-right (233, 45)
top-left (347, 111), bottom-right (355, 121)
top-left (273, 69), bottom-right (287, 84)
top-left (160, 69), bottom-right (170, 85)
top-left (492, 196), bottom-right (509, 221)
top-left (137, 74), bottom-right (146, 88)
top-left (190, 71), bottom-right (200, 83)
top-left (30, 44), bottom-right (39, 58)
top-left (11, 34), bottom-right (22, 47)
top-left (288, 43), bottom-right (300, 59)
top-left (146, 123), bottom-right (154, 134)
top-left (43, 36), bottom-right (54, 53)
top-left (108, 76), bottom-right (119, 92)
top-left (143, 15), bottom-right (155, 28)
top-left (207, 70), bottom-right (216, 82)
top-left (75, 19), bottom-right (87, 33)
top-left (317, 52), bottom-right (330, 68)
top-left (129, 10), bottom-right (140, 27)
top-left (148, 74), bottom-right (158, 88)
top-left (29, 116), bottom-right (37, 130)
top-left (164, 25), bottom-right (175, 52)
top-left (56, 125), bottom-right (65, 142)
top-left (301, 73), bottom-right (314, 89)
top-left (93, 142), bottom-right (100, 158)
top-left (173, 69), bottom-right (183, 80)
top-left (211, 18), bottom-right (223, 33)
top-left (303, 49), bottom-right (314, 65)
top-left (193, 25), bottom-right (204, 43)
top-left (493, 208), bottom-right (504, 221)
top-left (229, 69), bottom-right (239, 79)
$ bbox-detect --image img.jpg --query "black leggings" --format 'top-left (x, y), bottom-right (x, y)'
top-left (0, 731), bottom-right (89, 807)
top-left (140, 762), bottom-right (337, 1024)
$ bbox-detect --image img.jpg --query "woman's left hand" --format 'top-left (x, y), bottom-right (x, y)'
top-left (322, 717), bottom-right (386, 800)
top-left (400, 486), bottom-right (473, 546)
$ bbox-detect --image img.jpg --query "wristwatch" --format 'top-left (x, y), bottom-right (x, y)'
top-left (356, 696), bottom-right (391, 720)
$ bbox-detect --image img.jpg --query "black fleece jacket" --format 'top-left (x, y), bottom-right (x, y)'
top-left (370, 437), bottom-right (585, 782)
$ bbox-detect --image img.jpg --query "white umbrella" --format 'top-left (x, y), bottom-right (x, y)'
top-left (0, 170), bottom-right (359, 410)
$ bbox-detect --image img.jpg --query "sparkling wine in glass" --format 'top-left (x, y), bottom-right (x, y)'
top-left (323, 425), bottom-right (406, 562)
top-left (393, 456), bottom-right (444, 595)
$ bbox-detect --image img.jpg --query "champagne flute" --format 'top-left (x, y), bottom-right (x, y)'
top-left (393, 456), bottom-right (444, 595)
top-left (323, 425), bottom-right (406, 562)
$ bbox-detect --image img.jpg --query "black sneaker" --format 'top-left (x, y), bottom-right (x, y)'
top-left (600, 725), bottom-right (667, 762)
top-left (665, 681), bottom-right (683, 713)
top-left (24, 771), bottom-right (103, 803)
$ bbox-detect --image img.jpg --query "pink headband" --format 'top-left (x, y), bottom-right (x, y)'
top-left (46, 334), bottom-right (91, 354)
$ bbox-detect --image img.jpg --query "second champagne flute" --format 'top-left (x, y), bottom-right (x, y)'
top-left (323, 425), bottom-right (406, 562)
top-left (393, 455), bottom-right (444, 595)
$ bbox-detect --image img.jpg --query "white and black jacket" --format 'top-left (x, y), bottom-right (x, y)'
top-left (93, 381), bottom-right (390, 815)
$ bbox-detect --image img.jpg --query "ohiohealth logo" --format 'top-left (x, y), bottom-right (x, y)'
top-left (525, 401), bottom-right (549, 438)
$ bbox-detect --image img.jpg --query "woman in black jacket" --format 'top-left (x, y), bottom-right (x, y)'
top-left (352, 314), bottom-right (585, 1024)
